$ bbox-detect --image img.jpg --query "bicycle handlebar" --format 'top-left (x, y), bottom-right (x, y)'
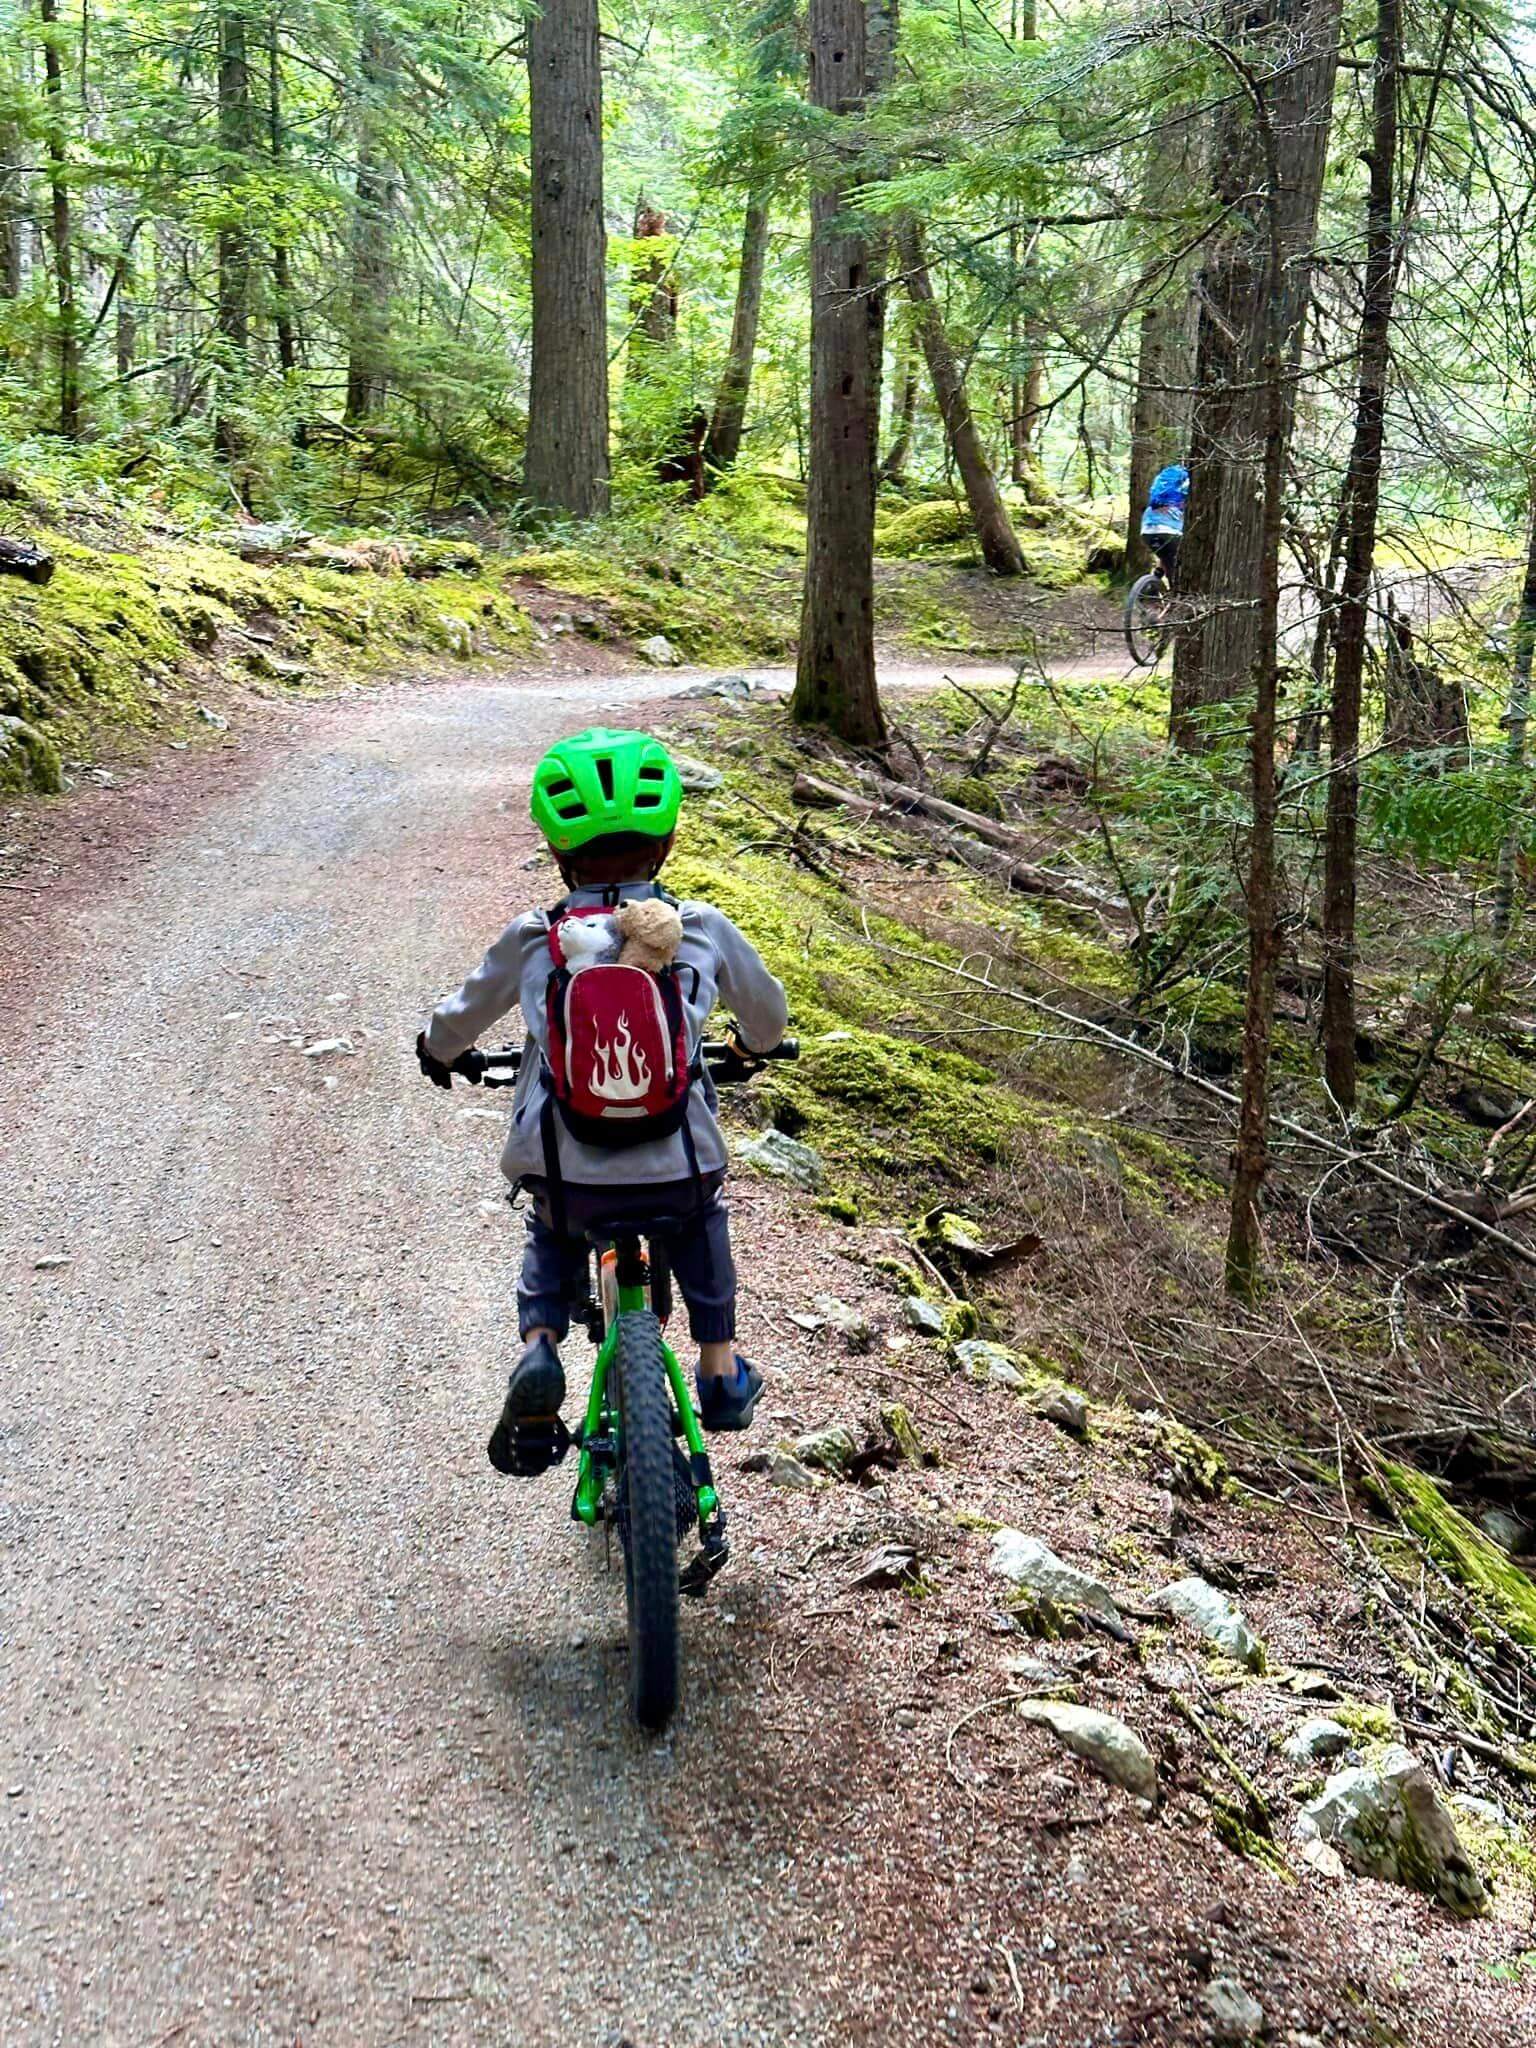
top-left (451, 1033), bottom-right (799, 1089)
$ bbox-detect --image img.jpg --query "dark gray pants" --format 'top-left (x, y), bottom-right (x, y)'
top-left (516, 1173), bottom-right (736, 1343)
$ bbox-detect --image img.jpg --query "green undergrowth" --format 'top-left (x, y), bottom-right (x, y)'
top-left (665, 705), bottom-right (1225, 1223)
top-left (0, 513), bottom-right (531, 794)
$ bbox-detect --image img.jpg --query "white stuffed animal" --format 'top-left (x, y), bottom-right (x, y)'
top-left (556, 913), bottom-right (621, 971)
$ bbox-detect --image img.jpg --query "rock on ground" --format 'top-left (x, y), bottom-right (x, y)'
top-left (1297, 1744), bottom-right (1487, 1915)
top-left (955, 1338), bottom-right (1027, 1390)
top-left (988, 1529), bottom-right (1125, 1632)
top-left (1014, 1699), bottom-right (1157, 1800)
top-left (733, 1128), bottom-right (823, 1190)
top-left (636, 632), bottom-right (682, 666)
top-left (1282, 1715), bottom-right (1353, 1765)
top-left (1202, 1976), bottom-right (1265, 2041)
top-left (793, 1425), bottom-right (858, 1474)
top-left (903, 1296), bottom-right (948, 1337)
top-left (1153, 1574), bottom-right (1266, 1671)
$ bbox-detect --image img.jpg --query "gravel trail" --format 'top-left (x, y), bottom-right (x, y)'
top-left (0, 669), bottom-right (869, 2048)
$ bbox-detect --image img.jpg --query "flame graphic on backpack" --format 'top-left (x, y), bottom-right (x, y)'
top-left (543, 903), bottom-right (693, 1146)
top-left (590, 1014), bottom-right (653, 1103)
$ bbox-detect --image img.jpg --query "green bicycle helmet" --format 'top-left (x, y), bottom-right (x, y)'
top-left (529, 728), bottom-right (684, 852)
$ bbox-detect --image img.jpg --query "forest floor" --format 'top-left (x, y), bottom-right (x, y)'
top-left (3, 646), bottom-right (1536, 2048)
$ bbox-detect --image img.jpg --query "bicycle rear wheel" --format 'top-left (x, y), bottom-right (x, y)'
top-left (1125, 572), bottom-right (1172, 668)
top-left (613, 1308), bottom-right (681, 1733)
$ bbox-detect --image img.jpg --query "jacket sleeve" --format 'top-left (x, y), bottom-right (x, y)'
top-left (423, 915), bottom-right (534, 1063)
top-left (704, 908), bottom-right (789, 1054)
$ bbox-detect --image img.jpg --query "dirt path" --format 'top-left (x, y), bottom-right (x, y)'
top-left (0, 666), bottom-right (865, 2046)
top-left (4, 659), bottom-right (1533, 2048)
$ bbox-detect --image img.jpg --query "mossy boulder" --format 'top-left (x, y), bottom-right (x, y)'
top-left (1297, 1745), bottom-right (1487, 1915)
top-left (876, 500), bottom-right (971, 557)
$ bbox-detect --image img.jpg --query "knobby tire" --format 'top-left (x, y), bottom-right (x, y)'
top-left (1125, 573), bottom-right (1171, 668)
top-left (614, 1309), bottom-right (681, 1733)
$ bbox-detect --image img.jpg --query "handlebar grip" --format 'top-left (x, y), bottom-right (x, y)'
top-left (766, 1037), bottom-right (799, 1061)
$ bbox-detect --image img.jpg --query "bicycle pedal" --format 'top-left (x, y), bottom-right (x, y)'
top-left (490, 1413), bottom-right (571, 1478)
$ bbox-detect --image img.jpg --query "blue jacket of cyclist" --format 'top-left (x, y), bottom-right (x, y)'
top-left (1140, 462), bottom-right (1189, 584)
top-left (417, 728), bottom-right (788, 1475)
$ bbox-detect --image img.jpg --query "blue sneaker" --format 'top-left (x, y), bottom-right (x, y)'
top-left (696, 1355), bottom-right (763, 1432)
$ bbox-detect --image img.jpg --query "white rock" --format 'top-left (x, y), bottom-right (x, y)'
top-left (734, 1129), bottom-right (824, 1191)
top-left (1035, 1384), bottom-right (1089, 1434)
top-left (1201, 1977), bottom-right (1264, 2041)
top-left (635, 633), bottom-right (681, 667)
top-left (1282, 1715), bottom-right (1352, 1764)
top-left (811, 1294), bottom-right (872, 1351)
top-left (1154, 1575), bottom-right (1265, 1671)
top-left (1015, 1699), bottom-right (1157, 1800)
top-left (988, 1530), bottom-right (1125, 1631)
top-left (1297, 1834), bottom-right (1347, 1880)
top-left (1478, 1506), bottom-right (1531, 1555)
top-left (792, 1425), bottom-right (858, 1473)
top-left (301, 1036), bottom-right (354, 1058)
top-left (1297, 1744), bottom-right (1486, 1914)
top-left (767, 1452), bottom-right (822, 1492)
top-left (955, 1339), bottom-right (1026, 1390)
top-left (33, 1255), bottom-right (71, 1271)
top-left (672, 752), bottom-right (724, 791)
top-left (903, 1296), bottom-right (948, 1336)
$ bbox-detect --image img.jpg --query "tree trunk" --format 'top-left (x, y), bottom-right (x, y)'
top-left (791, 0), bottom-right (888, 748)
top-left (1493, 485), bottom-right (1536, 940)
top-left (1124, 123), bottom-right (1203, 578)
top-left (39, 0), bottom-right (80, 437)
top-left (269, 21), bottom-right (298, 375)
top-left (1319, 0), bottom-right (1400, 1111)
top-left (1169, 0), bottom-right (1343, 751)
top-left (524, 0), bottom-right (610, 517)
top-left (899, 219), bottom-right (1026, 578)
top-left (1381, 599), bottom-right (1466, 751)
top-left (1219, 0), bottom-right (1345, 1293)
top-left (0, 113), bottom-right (23, 300)
top-left (879, 326), bottom-right (918, 484)
top-left (345, 13), bottom-right (395, 422)
top-left (704, 197), bottom-right (770, 476)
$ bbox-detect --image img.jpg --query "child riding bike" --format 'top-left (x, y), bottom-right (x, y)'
top-left (1140, 461), bottom-right (1189, 586)
top-left (416, 728), bottom-right (789, 1478)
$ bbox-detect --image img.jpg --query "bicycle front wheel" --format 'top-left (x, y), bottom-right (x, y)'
top-left (613, 1309), bottom-right (681, 1734)
top-left (1125, 573), bottom-right (1171, 668)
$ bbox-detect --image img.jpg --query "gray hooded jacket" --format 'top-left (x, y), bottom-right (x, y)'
top-left (424, 882), bottom-right (789, 1187)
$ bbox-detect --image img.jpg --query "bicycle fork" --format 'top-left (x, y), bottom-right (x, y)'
top-left (569, 1240), bottom-right (729, 1592)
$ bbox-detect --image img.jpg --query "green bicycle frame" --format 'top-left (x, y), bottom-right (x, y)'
top-left (571, 1269), bottom-right (719, 1529)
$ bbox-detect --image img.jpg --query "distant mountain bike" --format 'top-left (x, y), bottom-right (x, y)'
top-left (455, 1030), bottom-right (798, 1734)
top-left (1124, 567), bottom-right (1177, 668)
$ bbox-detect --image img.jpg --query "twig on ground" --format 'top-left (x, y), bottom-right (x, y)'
top-left (945, 1692), bottom-right (1025, 1789)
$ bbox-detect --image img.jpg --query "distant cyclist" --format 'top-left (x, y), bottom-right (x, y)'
top-left (1139, 462), bottom-right (1189, 587)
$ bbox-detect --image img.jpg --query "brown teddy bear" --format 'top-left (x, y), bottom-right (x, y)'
top-left (614, 896), bottom-right (684, 971)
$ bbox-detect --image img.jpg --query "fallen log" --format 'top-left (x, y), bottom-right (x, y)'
top-left (791, 770), bottom-right (1129, 920)
top-left (0, 536), bottom-right (55, 586)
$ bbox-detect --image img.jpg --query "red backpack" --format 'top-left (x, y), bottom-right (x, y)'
top-left (542, 896), bottom-right (694, 1147)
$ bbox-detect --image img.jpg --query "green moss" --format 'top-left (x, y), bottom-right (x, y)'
top-left (940, 774), bottom-right (1005, 819)
top-left (1374, 1460), bottom-right (1536, 1648)
top-left (667, 787), bottom-right (1031, 1199)
top-left (507, 542), bottom-right (793, 664)
top-left (1333, 1701), bottom-right (1402, 1745)
top-left (1211, 1796), bottom-right (1293, 1880)
top-left (0, 518), bottom-right (532, 792)
top-left (876, 499), bottom-right (972, 557)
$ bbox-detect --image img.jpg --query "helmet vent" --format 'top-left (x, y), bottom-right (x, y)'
top-left (545, 775), bottom-right (575, 798)
top-left (595, 755), bottom-right (616, 802)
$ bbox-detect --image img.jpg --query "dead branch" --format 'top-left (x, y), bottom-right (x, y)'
top-left (792, 772), bottom-right (1129, 920)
